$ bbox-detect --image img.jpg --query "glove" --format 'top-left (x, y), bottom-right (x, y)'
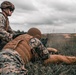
top-left (2, 33), bottom-right (13, 42)
top-left (6, 33), bottom-right (13, 41)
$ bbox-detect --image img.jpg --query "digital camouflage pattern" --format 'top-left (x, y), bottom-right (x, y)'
top-left (0, 13), bottom-right (13, 34)
top-left (0, 49), bottom-right (28, 75)
top-left (0, 12), bottom-right (14, 42)
top-left (29, 38), bottom-right (49, 60)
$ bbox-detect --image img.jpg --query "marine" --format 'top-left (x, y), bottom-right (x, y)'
top-left (0, 27), bottom-right (76, 75)
top-left (0, 1), bottom-right (15, 49)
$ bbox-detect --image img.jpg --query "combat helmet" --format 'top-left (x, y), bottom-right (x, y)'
top-left (27, 28), bottom-right (42, 39)
top-left (0, 1), bottom-right (15, 11)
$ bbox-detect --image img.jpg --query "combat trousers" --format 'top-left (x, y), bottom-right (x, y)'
top-left (0, 49), bottom-right (28, 75)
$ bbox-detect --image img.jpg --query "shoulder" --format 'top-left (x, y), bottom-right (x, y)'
top-left (0, 13), bottom-right (6, 20)
top-left (29, 38), bottom-right (42, 48)
top-left (30, 38), bottom-right (41, 43)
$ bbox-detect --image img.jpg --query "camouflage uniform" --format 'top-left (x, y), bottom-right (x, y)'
top-left (30, 38), bottom-right (49, 61)
top-left (0, 12), bottom-right (14, 39)
top-left (0, 37), bottom-right (49, 75)
top-left (0, 49), bottom-right (28, 75)
top-left (0, 13), bottom-right (14, 50)
top-left (0, 1), bottom-right (15, 46)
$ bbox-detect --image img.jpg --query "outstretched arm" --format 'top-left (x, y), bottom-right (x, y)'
top-left (47, 47), bottom-right (58, 53)
top-left (44, 54), bottom-right (76, 64)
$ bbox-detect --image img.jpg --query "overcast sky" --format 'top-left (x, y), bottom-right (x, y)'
top-left (0, 0), bottom-right (76, 33)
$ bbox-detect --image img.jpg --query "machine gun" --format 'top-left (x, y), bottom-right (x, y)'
top-left (40, 38), bottom-right (48, 47)
top-left (13, 31), bottom-right (27, 39)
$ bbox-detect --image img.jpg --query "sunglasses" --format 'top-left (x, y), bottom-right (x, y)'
top-left (9, 8), bottom-right (14, 12)
top-left (7, 7), bottom-right (15, 12)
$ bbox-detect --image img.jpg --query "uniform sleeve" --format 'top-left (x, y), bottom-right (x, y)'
top-left (0, 14), bottom-right (9, 34)
top-left (0, 14), bottom-right (13, 42)
top-left (7, 25), bottom-right (14, 34)
top-left (0, 14), bottom-right (6, 31)
top-left (29, 38), bottom-right (49, 60)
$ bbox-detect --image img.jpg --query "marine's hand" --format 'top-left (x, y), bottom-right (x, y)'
top-left (47, 47), bottom-right (58, 54)
top-left (2, 33), bottom-right (13, 42)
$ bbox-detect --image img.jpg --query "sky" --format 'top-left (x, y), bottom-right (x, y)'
top-left (0, 0), bottom-right (76, 33)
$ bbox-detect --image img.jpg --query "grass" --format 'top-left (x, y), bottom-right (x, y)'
top-left (26, 33), bottom-right (76, 75)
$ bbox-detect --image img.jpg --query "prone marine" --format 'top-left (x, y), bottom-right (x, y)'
top-left (0, 28), bottom-right (76, 75)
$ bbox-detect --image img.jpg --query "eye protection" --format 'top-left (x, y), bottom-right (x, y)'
top-left (8, 7), bottom-right (15, 12)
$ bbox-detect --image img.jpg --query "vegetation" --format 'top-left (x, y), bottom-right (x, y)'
top-left (26, 33), bottom-right (76, 75)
